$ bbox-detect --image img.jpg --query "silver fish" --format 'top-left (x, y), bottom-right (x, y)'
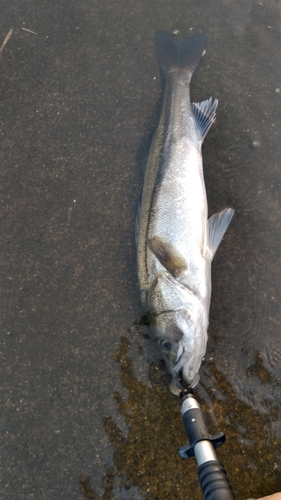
top-left (136, 30), bottom-right (234, 391)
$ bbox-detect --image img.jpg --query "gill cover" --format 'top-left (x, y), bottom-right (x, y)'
top-left (147, 237), bottom-right (208, 387)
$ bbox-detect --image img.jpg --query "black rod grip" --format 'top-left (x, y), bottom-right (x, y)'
top-left (198, 460), bottom-right (235, 500)
top-left (182, 407), bottom-right (210, 443)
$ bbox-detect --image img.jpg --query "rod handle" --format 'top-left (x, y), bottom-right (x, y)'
top-left (198, 460), bottom-right (235, 500)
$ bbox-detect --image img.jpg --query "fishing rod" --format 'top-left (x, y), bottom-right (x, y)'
top-left (178, 384), bottom-right (235, 500)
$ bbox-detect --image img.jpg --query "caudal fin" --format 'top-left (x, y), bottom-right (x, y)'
top-left (154, 30), bottom-right (207, 82)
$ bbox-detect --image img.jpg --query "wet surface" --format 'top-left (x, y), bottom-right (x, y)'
top-left (0, 0), bottom-right (281, 498)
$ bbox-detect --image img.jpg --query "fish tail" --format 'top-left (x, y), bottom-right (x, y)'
top-left (154, 30), bottom-right (207, 82)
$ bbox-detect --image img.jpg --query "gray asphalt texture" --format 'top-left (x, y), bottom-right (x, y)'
top-left (1, 0), bottom-right (281, 498)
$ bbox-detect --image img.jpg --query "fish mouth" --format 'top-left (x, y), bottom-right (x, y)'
top-left (175, 344), bottom-right (184, 363)
top-left (186, 372), bottom-right (200, 388)
top-left (174, 369), bottom-right (200, 391)
top-left (173, 345), bottom-right (190, 373)
top-left (171, 346), bottom-right (200, 389)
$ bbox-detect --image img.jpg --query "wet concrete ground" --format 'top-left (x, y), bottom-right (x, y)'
top-left (0, 0), bottom-right (281, 498)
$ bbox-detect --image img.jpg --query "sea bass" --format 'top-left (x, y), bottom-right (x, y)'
top-left (136, 30), bottom-right (234, 391)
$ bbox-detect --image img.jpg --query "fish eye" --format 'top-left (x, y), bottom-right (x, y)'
top-left (161, 339), bottom-right (172, 351)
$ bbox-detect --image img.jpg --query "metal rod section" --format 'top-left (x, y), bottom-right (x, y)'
top-left (194, 440), bottom-right (217, 466)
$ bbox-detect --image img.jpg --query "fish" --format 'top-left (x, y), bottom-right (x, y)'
top-left (136, 30), bottom-right (234, 392)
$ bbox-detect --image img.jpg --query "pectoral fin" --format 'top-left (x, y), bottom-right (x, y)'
top-left (148, 237), bottom-right (188, 278)
top-left (207, 208), bottom-right (234, 259)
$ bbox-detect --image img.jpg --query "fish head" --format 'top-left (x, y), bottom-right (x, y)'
top-left (150, 290), bottom-right (208, 389)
